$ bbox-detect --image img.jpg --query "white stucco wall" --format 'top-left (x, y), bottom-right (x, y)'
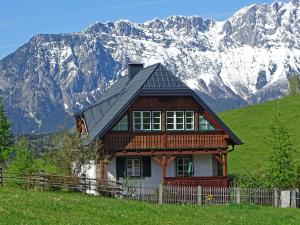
top-left (104, 155), bottom-right (214, 186)
top-left (81, 155), bottom-right (214, 187)
top-left (193, 155), bottom-right (213, 176)
top-left (78, 161), bottom-right (98, 195)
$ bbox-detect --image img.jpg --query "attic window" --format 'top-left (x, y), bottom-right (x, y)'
top-left (112, 114), bottom-right (128, 131)
top-left (199, 115), bottom-right (216, 131)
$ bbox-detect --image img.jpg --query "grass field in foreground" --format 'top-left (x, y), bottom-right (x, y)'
top-left (219, 94), bottom-right (300, 176)
top-left (0, 187), bottom-right (299, 225)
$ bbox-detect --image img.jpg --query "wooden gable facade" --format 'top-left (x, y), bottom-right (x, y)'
top-left (75, 63), bottom-right (242, 187)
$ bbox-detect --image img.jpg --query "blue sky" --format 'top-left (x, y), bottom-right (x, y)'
top-left (0, 0), bottom-right (288, 59)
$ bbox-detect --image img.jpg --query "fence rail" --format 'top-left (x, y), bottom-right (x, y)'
top-left (0, 169), bottom-right (299, 208)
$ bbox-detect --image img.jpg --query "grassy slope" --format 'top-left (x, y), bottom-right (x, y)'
top-left (0, 188), bottom-right (299, 225)
top-left (219, 95), bottom-right (300, 175)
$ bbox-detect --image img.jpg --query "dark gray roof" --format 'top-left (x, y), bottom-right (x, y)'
top-left (75, 63), bottom-right (242, 145)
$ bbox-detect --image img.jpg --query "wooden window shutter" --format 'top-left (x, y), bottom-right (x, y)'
top-left (142, 157), bottom-right (151, 177)
top-left (116, 157), bottom-right (125, 178)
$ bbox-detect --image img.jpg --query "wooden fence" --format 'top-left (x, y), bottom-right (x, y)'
top-left (0, 169), bottom-right (299, 208)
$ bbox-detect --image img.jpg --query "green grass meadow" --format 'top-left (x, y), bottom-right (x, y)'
top-left (0, 187), bottom-right (299, 225)
top-left (219, 95), bottom-right (300, 175)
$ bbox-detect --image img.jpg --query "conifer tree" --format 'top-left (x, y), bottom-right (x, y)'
top-left (266, 113), bottom-right (297, 188)
top-left (0, 97), bottom-right (12, 167)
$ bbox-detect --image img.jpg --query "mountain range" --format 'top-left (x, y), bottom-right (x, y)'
top-left (0, 0), bottom-right (300, 134)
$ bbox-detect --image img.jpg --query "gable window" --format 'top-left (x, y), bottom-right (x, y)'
top-left (132, 111), bottom-right (161, 131)
top-left (199, 115), bottom-right (216, 131)
top-left (185, 111), bottom-right (194, 130)
top-left (133, 111), bottom-right (151, 131)
top-left (126, 158), bottom-right (141, 177)
top-left (166, 111), bottom-right (184, 130)
top-left (152, 111), bottom-right (161, 130)
top-left (176, 157), bottom-right (193, 177)
top-left (112, 114), bottom-right (128, 131)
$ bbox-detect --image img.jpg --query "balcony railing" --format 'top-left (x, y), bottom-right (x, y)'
top-left (104, 132), bottom-right (228, 151)
top-left (164, 176), bottom-right (228, 187)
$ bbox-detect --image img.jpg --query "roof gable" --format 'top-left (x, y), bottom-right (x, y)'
top-left (76, 63), bottom-right (242, 145)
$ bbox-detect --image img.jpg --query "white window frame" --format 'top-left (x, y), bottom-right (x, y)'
top-left (199, 115), bottom-right (216, 131)
top-left (185, 111), bottom-right (195, 131)
top-left (133, 111), bottom-right (152, 131)
top-left (176, 157), bottom-right (192, 177)
top-left (112, 114), bottom-right (128, 131)
top-left (126, 158), bottom-right (141, 177)
top-left (166, 111), bottom-right (185, 131)
top-left (152, 111), bottom-right (162, 131)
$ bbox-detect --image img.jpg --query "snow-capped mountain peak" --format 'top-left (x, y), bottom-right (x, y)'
top-left (0, 0), bottom-right (299, 134)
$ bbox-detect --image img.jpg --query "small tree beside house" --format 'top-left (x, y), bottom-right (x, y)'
top-left (265, 113), bottom-right (298, 189)
top-left (46, 130), bottom-right (99, 176)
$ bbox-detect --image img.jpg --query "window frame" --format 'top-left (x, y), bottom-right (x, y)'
top-left (175, 157), bottom-right (193, 177)
top-left (198, 114), bottom-right (216, 131)
top-left (152, 111), bottom-right (162, 131)
top-left (126, 158), bottom-right (142, 177)
top-left (132, 111), bottom-right (152, 131)
top-left (112, 114), bottom-right (128, 131)
top-left (166, 111), bottom-right (185, 131)
top-left (185, 111), bottom-right (195, 131)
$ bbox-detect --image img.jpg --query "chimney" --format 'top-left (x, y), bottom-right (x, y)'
top-left (128, 63), bottom-right (144, 80)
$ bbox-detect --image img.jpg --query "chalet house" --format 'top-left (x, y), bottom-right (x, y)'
top-left (75, 63), bottom-right (242, 187)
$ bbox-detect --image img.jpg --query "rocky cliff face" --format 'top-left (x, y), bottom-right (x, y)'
top-left (0, 0), bottom-right (300, 134)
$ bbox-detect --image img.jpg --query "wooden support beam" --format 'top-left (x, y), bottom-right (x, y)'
top-left (213, 155), bottom-right (225, 166)
top-left (115, 150), bottom-right (227, 156)
top-left (153, 156), bottom-right (162, 165)
top-left (167, 156), bottom-right (176, 166)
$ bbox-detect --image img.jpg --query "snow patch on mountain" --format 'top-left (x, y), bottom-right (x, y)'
top-left (0, 0), bottom-right (300, 134)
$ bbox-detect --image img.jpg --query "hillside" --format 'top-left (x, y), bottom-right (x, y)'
top-left (1, 0), bottom-right (300, 134)
top-left (219, 94), bottom-right (300, 175)
top-left (0, 188), bottom-right (299, 225)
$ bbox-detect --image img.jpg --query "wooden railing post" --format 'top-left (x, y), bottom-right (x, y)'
top-left (39, 170), bottom-right (45, 191)
top-left (197, 186), bottom-right (202, 205)
top-left (274, 188), bottom-right (278, 207)
top-left (81, 173), bottom-right (87, 193)
top-left (0, 167), bottom-right (3, 187)
top-left (158, 184), bottom-right (163, 204)
top-left (236, 187), bottom-right (240, 204)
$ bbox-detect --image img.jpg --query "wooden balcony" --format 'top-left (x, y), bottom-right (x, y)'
top-left (104, 132), bottom-right (228, 151)
top-left (164, 176), bottom-right (228, 187)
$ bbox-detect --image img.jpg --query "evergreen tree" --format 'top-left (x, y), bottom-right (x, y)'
top-left (266, 113), bottom-right (297, 189)
top-left (0, 97), bottom-right (12, 167)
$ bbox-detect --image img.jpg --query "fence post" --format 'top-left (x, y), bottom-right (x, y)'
top-left (82, 173), bottom-right (87, 193)
top-left (197, 186), bottom-right (202, 205)
top-left (39, 170), bottom-right (45, 191)
top-left (0, 167), bottom-right (3, 187)
top-left (291, 189), bottom-right (297, 208)
top-left (274, 188), bottom-right (278, 207)
top-left (158, 184), bottom-right (163, 204)
top-left (236, 187), bottom-right (240, 204)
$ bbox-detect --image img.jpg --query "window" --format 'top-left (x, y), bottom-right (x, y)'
top-left (133, 111), bottom-right (151, 131)
top-left (185, 111), bottom-right (194, 130)
top-left (132, 111), bottom-right (161, 131)
top-left (112, 114), bottom-right (128, 131)
top-left (152, 111), bottom-right (161, 130)
top-left (126, 158), bottom-right (141, 177)
top-left (166, 111), bottom-right (184, 130)
top-left (176, 157), bottom-right (193, 177)
top-left (199, 115), bottom-right (216, 131)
